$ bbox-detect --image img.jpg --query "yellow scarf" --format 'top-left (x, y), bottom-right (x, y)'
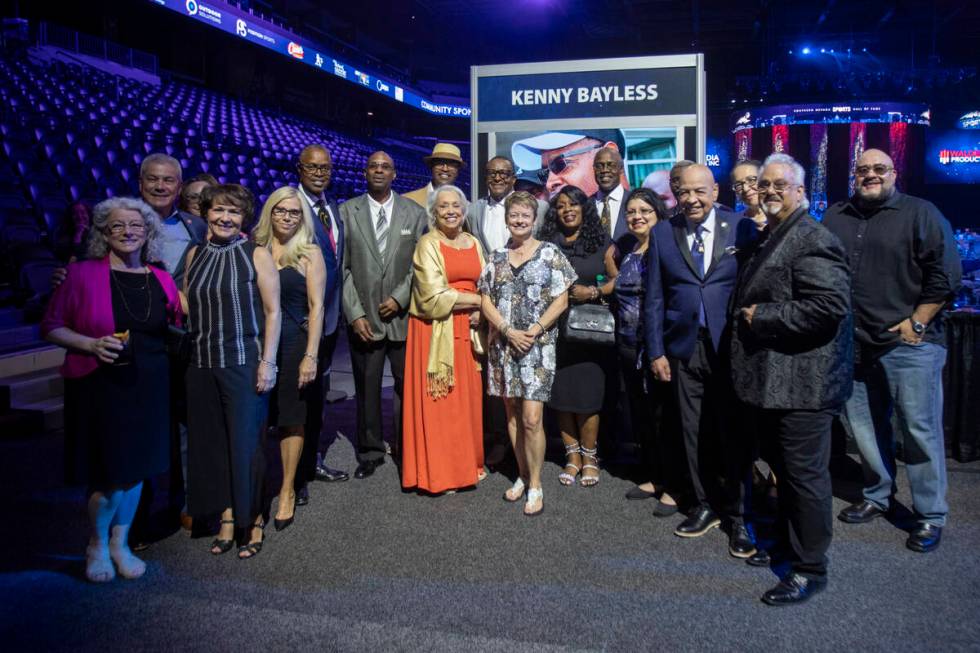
top-left (409, 231), bottom-right (485, 399)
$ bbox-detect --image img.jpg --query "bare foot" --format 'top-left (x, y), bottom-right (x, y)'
top-left (86, 544), bottom-right (115, 583)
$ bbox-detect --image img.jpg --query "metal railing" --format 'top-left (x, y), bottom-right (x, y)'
top-left (38, 22), bottom-right (158, 75)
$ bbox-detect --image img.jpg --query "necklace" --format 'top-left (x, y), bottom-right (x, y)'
top-left (110, 268), bottom-right (152, 323)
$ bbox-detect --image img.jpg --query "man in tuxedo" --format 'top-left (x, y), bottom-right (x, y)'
top-left (644, 164), bottom-right (755, 558)
top-left (591, 147), bottom-right (632, 247)
top-left (292, 144), bottom-right (350, 504)
top-left (824, 149), bottom-right (960, 553)
top-left (342, 151), bottom-right (427, 478)
top-left (403, 143), bottom-right (464, 208)
top-left (729, 153), bottom-right (852, 605)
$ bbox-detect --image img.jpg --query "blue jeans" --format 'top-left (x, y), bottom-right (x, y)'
top-left (844, 342), bottom-right (948, 526)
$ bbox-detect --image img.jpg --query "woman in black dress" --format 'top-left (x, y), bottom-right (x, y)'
top-left (252, 186), bottom-right (326, 531)
top-left (183, 184), bottom-right (281, 559)
top-left (42, 197), bottom-right (182, 582)
top-left (539, 186), bottom-right (617, 487)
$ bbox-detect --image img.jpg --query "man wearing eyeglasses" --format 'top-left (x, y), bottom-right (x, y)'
top-left (404, 142), bottom-right (465, 208)
top-left (293, 144), bottom-right (351, 502)
top-left (511, 130), bottom-right (626, 200)
top-left (729, 153), bottom-right (852, 605)
top-left (644, 164), bottom-right (754, 558)
top-left (467, 156), bottom-right (547, 256)
top-left (823, 149), bottom-right (960, 554)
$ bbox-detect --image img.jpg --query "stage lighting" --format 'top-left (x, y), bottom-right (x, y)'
top-left (820, 48), bottom-right (826, 53)
top-left (802, 47), bottom-right (811, 55)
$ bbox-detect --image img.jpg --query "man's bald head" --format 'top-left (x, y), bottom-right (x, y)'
top-left (854, 148), bottom-right (897, 205)
top-left (676, 164), bottom-right (718, 222)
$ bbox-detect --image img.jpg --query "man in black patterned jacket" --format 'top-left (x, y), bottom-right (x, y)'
top-left (728, 153), bottom-right (853, 606)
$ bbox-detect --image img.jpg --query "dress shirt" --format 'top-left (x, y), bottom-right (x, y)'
top-left (685, 207), bottom-right (716, 267)
top-left (595, 184), bottom-right (625, 237)
top-left (159, 210), bottom-right (191, 275)
top-left (483, 192), bottom-right (512, 252)
top-left (366, 191), bottom-right (395, 236)
top-left (822, 191), bottom-right (961, 350)
top-left (298, 184), bottom-right (339, 243)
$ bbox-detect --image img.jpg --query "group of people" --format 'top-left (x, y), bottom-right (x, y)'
top-left (41, 135), bottom-right (961, 607)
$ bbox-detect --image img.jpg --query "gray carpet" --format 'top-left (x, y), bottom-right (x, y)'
top-left (2, 417), bottom-right (980, 652)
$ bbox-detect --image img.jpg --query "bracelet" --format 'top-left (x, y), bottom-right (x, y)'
top-left (259, 358), bottom-right (278, 371)
top-left (303, 353), bottom-right (317, 362)
top-left (591, 286), bottom-right (601, 301)
top-left (533, 321), bottom-right (545, 334)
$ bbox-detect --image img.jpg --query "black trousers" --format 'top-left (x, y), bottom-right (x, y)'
top-left (348, 333), bottom-right (405, 463)
top-left (671, 329), bottom-right (748, 522)
top-left (756, 406), bottom-right (835, 579)
top-left (186, 364), bottom-right (268, 529)
top-left (294, 328), bottom-right (339, 490)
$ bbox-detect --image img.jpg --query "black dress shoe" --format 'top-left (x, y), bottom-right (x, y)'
top-left (674, 506), bottom-right (721, 537)
top-left (837, 500), bottom-right (886, 524)
top-left (354, 458), bottom-right (384, 479)
top-left (295, 486), bottom-right (309, 506)
top-left (906, 523), bottom-right (942, 553)
top-left (626, 486), bottom-right (658, 500)
top-left (315, 464), bottom-right (350, 482)
top-left (746, 548), bottom-right (771, 567)
top-left (728, 524), bottom-right (757, 558)
top-left (761, 573), bottom-right (827, 606)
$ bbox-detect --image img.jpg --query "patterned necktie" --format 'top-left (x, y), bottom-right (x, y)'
top-left (315, 200), bottom-right (336, 253)
top-left (375, 205), bottom-right (388, 256)
top-left (601, 196), bottom-right (611, 232)
top-left (691, 225), bottom-right (706, 326)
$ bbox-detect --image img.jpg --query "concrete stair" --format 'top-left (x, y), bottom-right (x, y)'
top-left (0, 342), bottom-right (65, 438)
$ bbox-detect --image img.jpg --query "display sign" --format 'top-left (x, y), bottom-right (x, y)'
top-left (731, 102), bottom-right (929, 132)
top-left (149, 0), bottom-right (470, 118)
top-left (927, 108), bottom-right (980, 184)
top-left (471, 55), bottom-right (705, 202)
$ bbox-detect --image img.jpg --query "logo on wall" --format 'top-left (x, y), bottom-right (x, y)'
top-left (376, 80), bottom-right (390, 93)
top-left (939, 149), bottom-right (980, 164)
top-left (287, 42), bottom-right (305, 59)
top-left (395, 87), bottom-right (404, 102)
top-left (332, 59), bottom-right (347, 79)
top-left (959, 111), bottom-right (980, 130)
top-left (185, 0), bottom-right (198, 16)
top-left (235, 19), bottom-right (247, 37)
top-left (314, 53), bottom-right (324, 68)
top-left (354, 70), bottom-right (370, 86)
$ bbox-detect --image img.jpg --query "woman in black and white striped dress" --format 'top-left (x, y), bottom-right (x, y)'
top-left (183, 183), bottom-right (281, 560)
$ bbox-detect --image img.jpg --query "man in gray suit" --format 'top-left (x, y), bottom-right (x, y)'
top-left (342, 151), bottom-right (427, 479)
top-left (467, 155), bottom-right (547, 256)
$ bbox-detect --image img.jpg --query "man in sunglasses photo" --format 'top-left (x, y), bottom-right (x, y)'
top-left (511, 130), bottom-right (627, 200)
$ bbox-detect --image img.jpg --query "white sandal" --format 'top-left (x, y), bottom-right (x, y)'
top-left (524, 487), bottom-right (544, 517)
top-left (559, 443), bottom-right (581, 486)
top-left (503, 478), bottom-right (526, 502)
top-left (580, 446), bottom-right (600, 487)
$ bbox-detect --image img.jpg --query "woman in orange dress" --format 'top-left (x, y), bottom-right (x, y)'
top-left (401, 185), bottom-right (486, 494)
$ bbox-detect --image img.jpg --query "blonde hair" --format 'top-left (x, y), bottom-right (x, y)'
top-left (252, 186), bottom-right (319, 270)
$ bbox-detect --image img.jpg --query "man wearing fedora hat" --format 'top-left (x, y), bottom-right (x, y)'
top-left (404, 142), bottom-right (465, 208)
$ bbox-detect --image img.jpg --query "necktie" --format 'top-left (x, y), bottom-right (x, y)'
top-left (315, 200), bottom-right (336, 253)
top-left (691, 225), bottom-right (706, 326)
top-left (375, 205), bottom-right (388, 256)
top-left (601, 196), bottom-right (611, 232)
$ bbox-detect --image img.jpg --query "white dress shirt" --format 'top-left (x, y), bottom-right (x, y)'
top-left (366, 191), bottom-right (395, 233)
top-left (298, 184), bottom-right (340, 243)
top-left (483, 191), bottom-right (513, 252)
top-left (685, 207), bottom-right (716, 268)
top-left (595, 184), bottom-right (625, 236)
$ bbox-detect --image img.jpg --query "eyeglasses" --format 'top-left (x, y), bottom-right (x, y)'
top-left (732, 176), bottom-right (758, 192)
top-left (755, 180), bottom-right (797, 193)
top-left (106, 222), bottom-right (146, 235)
top-left (299, 163), bottom-right (332, 175)
top-left (271, 207), bottom-right (303, 219)
top-left (486, 169), bottom-right (514, 180)
top-left (537, 143), bottom-right (604, 182)
top-left (854, 164), bottom-right (894, 177)
top-left (625, 206), bottom-right (657, 217)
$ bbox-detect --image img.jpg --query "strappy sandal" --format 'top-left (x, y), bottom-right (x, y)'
top-left (559, 443), bottom-right (581, 486)
top-left (477, 467), bottom-right (489, 483)
top-left (524, 487), bottom-right (544, 517)
top-left (237, 522), bottom-right (265, 560)
top-left (580, 446), bottom-right (600, 487)
top-left (503, 477), bottom-right (526, 502)
top-left (210, 519), bottom-right (236, 555)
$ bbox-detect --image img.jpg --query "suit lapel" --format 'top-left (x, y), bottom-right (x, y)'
top-left (671, 214), bottom-right (700, 278)
top-left (353, 196), bottom-right (383, 266)
top-left (383, 195), bottom-right (407, 270)
top-left (704, 215), bottom-right (731, 278)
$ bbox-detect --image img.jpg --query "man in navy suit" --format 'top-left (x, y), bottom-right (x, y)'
top-left (294, 144), bottom-right (350, 504)
top-left (644, 164), bottom-right (756, 558)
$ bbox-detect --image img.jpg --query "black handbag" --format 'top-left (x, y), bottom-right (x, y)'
top-left (166, 324), bottom-right (192, 366)
top-left (561, 303), bottom-right (616, 347)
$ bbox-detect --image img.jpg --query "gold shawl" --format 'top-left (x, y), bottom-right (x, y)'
top-left (409, 231), bottom-right (485, 398)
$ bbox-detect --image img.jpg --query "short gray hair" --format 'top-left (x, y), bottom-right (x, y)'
top-left (140, 153), bottom-right (182, 180)
top-left (87, 196), bottom-right (165, 264)
top-left (427, 184), bottom-right (470, 228)
top-left (761, 153), bottom-right (810, 210)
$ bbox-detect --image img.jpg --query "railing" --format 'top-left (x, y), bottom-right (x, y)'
top-left (38, 22), bottom-right (158, 75)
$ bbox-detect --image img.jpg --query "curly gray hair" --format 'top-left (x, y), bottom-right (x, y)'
top-left (426, 184), bottom-right (470, 229)
top-left (86, 196), bottom-right (165, 264)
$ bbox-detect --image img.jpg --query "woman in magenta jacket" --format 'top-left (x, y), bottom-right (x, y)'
top-left (41, 197), bottom-right (182, 583)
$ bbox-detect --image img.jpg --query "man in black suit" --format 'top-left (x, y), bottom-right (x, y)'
top-left (293, 144), bottom-right (350, 505)
top-left (644, 164), bottom-right (755, 558)
top-left (591, 147), bottom-right (631, 247)
top-left (729, 153), bottom-right (853, 606)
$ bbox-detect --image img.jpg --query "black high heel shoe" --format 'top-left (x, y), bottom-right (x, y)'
top-left (210, 519), bottom-right (236, 555)
top-left (274, 493), bottom-right (296, 532)
top-left (238, 523), bottom-right (265, 560)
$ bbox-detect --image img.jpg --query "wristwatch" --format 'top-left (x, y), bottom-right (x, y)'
top-left (910, 319), bottom-right (927, 335)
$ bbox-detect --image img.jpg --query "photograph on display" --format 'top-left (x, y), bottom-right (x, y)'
top-left (494, 127), bottom-right (680, 203)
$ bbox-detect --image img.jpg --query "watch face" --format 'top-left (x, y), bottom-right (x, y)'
top-left (912, 322), bottom-right (926, 334)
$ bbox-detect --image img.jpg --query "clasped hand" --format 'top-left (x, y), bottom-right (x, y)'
top-left (89, 335), bottom-right (123, 364)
